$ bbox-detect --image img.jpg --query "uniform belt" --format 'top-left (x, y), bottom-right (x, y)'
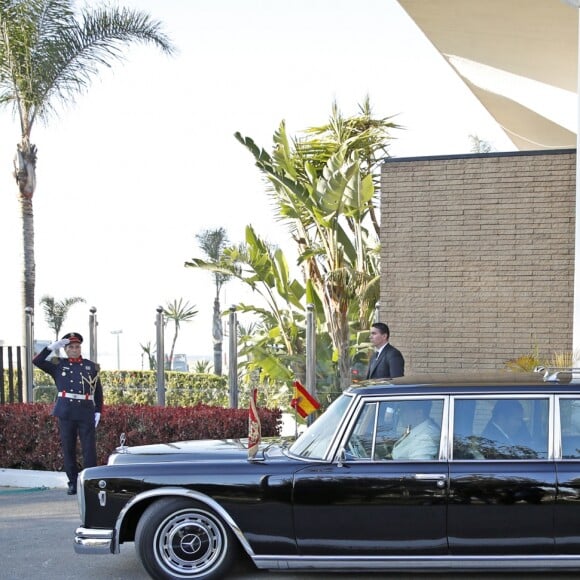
top-left (60, 391), bottom-right (93, 401)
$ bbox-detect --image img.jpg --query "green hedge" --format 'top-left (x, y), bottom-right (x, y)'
top-left (31, 368), bottom-right (230, 407)
top-left (8, 368), bottom-right (291, 411)
top-left (98, 370), bottom-right (230, 406)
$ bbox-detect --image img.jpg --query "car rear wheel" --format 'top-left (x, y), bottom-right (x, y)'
top-left (135, 497), bottom-right (238, 580)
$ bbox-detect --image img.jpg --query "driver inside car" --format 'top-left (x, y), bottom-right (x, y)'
top-left (391, 400), bottom-right (440, 460)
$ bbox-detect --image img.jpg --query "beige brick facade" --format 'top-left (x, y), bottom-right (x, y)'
top-left (380, 150), bottom-right (576, 373)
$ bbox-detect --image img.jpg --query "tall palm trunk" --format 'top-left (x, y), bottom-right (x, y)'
top-left (14, 139), bottom-right (38, 327)
top-left (321, 289), bottom-right (351, 391)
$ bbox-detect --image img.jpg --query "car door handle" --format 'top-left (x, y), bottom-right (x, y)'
top-left (414, 473), bottom-right (447, 481)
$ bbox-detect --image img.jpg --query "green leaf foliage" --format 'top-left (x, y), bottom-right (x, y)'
top-left (235, 100), bottom-right (395, 389)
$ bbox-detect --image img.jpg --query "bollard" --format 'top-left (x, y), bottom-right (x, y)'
top-left (155, 306), bottom-right (165, 406)
top-left (24, 307), bottom-right (34, 402)
top-left (228, 306), bottom-right (238, 408)
top-left (306, 303), bottom-right (317, 426)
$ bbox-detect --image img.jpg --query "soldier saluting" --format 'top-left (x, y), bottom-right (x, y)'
top-left (33, 332), bottom-right (103, 495)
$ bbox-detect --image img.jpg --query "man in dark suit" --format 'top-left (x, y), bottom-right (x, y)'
top-left (366, 322), bottom-right (405, 379)
top-left (33, 332), bottom-right (103, 495)
top-left (482, 399), bottom-right (531, 447)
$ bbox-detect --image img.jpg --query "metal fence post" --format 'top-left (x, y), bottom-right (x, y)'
top-left (306, 303), bottom-right (317, 425)
top-left (155, 306), bottom-right (165, 406)
top-left (24, 306), bottom-right (34, 402)
top-left (89, 306), bottom-right (98, 363)
top-left (0, 346), bottom-right (4, 405)
top-left (228, 305), bottom-right (238, 408)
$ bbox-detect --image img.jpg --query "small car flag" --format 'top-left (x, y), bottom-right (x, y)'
top-left (248, 388), bottom-right (261, 459)
top-left (290, 380), bottom-right (320, 418)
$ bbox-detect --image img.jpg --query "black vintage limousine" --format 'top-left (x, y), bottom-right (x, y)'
top-left (75, 369), bottom-right (580, 579)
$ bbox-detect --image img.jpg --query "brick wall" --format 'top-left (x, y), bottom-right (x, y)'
top-left (380, 150), bottom-right (575, 373)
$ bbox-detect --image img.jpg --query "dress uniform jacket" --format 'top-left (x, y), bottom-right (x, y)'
top-left (33, 347), bottom-right (103, 419)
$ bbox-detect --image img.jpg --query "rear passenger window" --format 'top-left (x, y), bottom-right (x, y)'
top-left (453, 398), bottom-right (549, 460)
top-left (373, 399), bottom-right (444, 461)
top-left (560, 398), bottom-right (580, 459)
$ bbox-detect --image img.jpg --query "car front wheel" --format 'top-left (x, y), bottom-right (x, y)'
top-left (135, 497), bottom-right (238, 580)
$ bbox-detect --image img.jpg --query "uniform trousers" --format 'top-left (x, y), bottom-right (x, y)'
top-left (58, 417), bottom-right (97, 485)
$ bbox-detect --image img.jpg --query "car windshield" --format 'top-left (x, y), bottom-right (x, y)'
top-left (289, 394), bottom-right (353, 460)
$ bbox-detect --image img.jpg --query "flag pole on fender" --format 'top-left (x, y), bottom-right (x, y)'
top-left (248, 387), bottom-right (261, 459)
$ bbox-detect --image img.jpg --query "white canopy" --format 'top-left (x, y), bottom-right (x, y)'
top-left (397, 0), bottom-right (578, 149)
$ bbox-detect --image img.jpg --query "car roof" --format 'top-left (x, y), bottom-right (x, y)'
top-left (346, 371), bottom-right (580, 396)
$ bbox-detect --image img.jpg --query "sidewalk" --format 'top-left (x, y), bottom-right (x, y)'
top-left (0, 467), bottom-right (67, 489)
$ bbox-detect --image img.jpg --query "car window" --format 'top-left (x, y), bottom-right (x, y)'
top-left (290, 394), bottom-right (353, 460)
top-left (345, 398), bottom-right (444, 461)
top-left (559, 398), bottom-right (580, 459)
top-left (345, 402), bottom-right (378, 459)
top-left (453, 397), bottom-right (549, 460)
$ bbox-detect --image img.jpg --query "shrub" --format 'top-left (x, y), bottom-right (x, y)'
top-left (0, 404), bottom-right (62, 470)
top-left (505, 350), bottom-right (574, 372)
top-left (0, 403), bottom-right (282, 471)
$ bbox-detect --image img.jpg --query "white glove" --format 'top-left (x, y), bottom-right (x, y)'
top-left (48, 338), bottom-right (70, 351)
top-left (94, 413), bottom-right (101, 428)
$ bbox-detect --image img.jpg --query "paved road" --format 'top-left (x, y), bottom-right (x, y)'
top-left (0, 486), bottom-right (578, 580)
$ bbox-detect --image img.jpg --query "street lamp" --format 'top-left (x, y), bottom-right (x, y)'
top-left (110, 330), bottom-right (122, 370)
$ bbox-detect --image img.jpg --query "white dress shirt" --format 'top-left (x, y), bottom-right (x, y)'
top-left (391, 419), bottom-right (440, 460)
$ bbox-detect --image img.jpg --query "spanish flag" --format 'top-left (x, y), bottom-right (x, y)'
top-left (290, 380), bottom-right (320, 418)
top-left (248, 388), bottom-right (261, 459)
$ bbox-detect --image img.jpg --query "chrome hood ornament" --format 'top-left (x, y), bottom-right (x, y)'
top-left (117, 432), bottom-right (128, 453)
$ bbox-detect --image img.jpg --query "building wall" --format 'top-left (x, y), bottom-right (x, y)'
top-left (380, 150), bottom-right (575, 373)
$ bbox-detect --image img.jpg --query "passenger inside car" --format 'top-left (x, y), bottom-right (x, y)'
top-left (482, 399), bottom-right (532, 448)
top-left (453, 397), bottom-right (548, 460)
top-left (391, 400), bottom-right (441, 460)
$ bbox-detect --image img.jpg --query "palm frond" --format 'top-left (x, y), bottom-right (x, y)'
top-left (0, 0), bottom-right (175, 126)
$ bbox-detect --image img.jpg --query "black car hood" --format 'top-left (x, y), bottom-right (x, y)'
top-left (108, 438), bottom-right (283, 465)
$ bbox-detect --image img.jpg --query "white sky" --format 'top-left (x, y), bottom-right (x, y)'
top-left (0, 0), bottom-right (516, 370)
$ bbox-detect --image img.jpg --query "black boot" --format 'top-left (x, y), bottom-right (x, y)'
top-left (67, 482), bottom-right (77, 495)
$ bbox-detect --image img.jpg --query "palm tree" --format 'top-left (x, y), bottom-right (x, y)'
top-left (192, 359), bottom-right (212, 373)
top-left (139, 341), bottom-right (156, 370)
top-left (187, 226), bottom-right (307, 383)
top-left (0, 0), bottom-right (174, 346)
top-left (39, 294), bottom-right (85, 339)
top-left (469, 134), bottom-right (494, 153)
top-left (163, 298), bottom-right (198, 370)
top-left (191, 228), bottom-right (231, 375)
top-left (235, 99), bottom-right (397, 390)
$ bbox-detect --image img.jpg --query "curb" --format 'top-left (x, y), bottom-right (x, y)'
top-left (0, 468), bottom-right (67, 489)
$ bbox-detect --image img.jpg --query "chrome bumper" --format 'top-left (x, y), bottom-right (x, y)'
top-left (74, 527), bottom-right (114, 554)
